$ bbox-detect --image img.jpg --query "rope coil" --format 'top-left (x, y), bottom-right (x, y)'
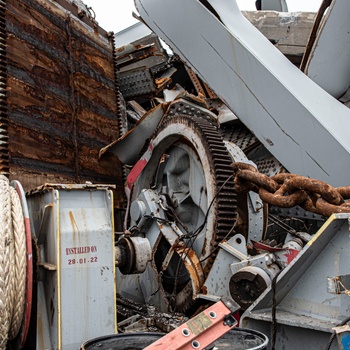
top-left (0, 176), bottom-right (26, 349)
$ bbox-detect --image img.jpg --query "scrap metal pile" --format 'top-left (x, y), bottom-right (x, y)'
top-left (99, 1), bottom-right (350, 348)
top-left (1, 0), bottom-right (350, 348)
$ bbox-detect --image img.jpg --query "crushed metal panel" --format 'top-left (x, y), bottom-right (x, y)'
top-left (119, 68), bottom-right (156, 98)
top-left (6, 0), bottom-right (122, 197)
top-left (117, 34), bottom-right (168, 73)
top-left (116, 34), bottom-right (170, 100)
top-left (100, 103), bottom-right (165, 165)
top-left (114, 22), bottom-right (152, 48)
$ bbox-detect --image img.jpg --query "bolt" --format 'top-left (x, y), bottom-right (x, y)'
top-left (192, 340), bottom-right (200, 349)
top-left (209, 311), bottom-right (216, 319)
top-left (182, 328), bottom-right (190, 337)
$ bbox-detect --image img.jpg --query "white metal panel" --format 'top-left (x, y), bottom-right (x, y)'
top-left (260, 0), bottom-right (288, 11)
top-left (305, 0), bottom-right (350, 98)
top-left (135, 0), bottom-right (350, 187)
top-left (59, 189), bottom-right (116, 349)
top-left (115, 22), bottom-right (152, 48)
top-left (28, 185), bottom-right (116, 350)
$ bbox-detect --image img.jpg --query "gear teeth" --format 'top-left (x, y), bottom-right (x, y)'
top-left (125, 114), bottom-right (239, 313)
top-left (159, 114), bottom-right (238, 266)
top-left (109, 32), bottom-right (126, 138)
top-left (0, 0), bottom-right (8, 177)
top-left (109, 32), bottom-right (128, 205)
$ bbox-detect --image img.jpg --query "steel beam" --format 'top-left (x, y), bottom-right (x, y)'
top-left (135, 0), bottom-right (350, 187)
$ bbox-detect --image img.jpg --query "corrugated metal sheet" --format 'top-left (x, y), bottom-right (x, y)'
top-left (6, 0), bottom-right (123, 204)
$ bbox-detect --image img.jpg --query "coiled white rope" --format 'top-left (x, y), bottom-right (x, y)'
top-left (0, 176), bottom-right (26, 349)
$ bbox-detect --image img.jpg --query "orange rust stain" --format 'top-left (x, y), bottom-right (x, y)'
top-left (69, 211), bottom-right (81, 243)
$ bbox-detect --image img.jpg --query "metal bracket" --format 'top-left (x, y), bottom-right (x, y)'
top-left (327, 275), bottom-right (350, 295)
top-left (333, 324), bottom-right (350, 350)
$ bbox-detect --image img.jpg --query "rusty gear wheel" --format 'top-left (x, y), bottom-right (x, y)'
top-left (123, 115), bottom-right (238, 312)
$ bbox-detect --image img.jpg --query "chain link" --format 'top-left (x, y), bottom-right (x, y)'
top-left (232, 162), bottom-right (350, 217)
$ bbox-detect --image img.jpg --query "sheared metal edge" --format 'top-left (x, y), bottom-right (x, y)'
top-left (99, 103), bottom-right (166, 165)
top-left (135, 0), bottom-right (350, 187)
top-left (27, 183), bottom-right (116, 196)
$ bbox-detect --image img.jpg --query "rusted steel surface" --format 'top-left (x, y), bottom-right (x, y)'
top-left (116, 34), bottom-right (168, 73)
top-left (173, 245), bottom-right (204, 297)
top-left (233, 162), bottom-right (350, 217)
top-left (115, 42), bottom-right (161, 70)
top-left (300, 0), bottom-right (332, 71)
top-left (6, 0), bottom-right (122, 200)
top-left (0, 0), bottom-right (9, 176)
top-left (184, 65), bottom-right (207, 97)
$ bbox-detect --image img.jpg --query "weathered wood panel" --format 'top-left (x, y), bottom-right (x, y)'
top-left (6, 0), bottom-right (123, 204)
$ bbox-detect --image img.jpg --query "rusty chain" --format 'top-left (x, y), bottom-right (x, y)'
top-left (232, 162), bottom-right (350, 217)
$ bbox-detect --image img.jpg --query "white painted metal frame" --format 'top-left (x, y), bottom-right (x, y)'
top-left (27, 186), bottom-right (116, 350)
top-left (135, 0), bottom-right (350, 187)
top-left (304, 0), bottom-right (350, 99)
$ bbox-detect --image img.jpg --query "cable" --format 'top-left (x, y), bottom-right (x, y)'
top-left (143, 214), bottom-right (172, 225)
top-left (268, 214), bottom-right (298, 236)
top-left (185, 174), bottom-right (235, 241)
top-left (200, 217), bottom-right (238, 264)
top-left (324, 316), bottom-right (350, 350)
top-left (270, 271), bottom-right (281, 350)
top-left (169, 174), bottom-right (236, 309)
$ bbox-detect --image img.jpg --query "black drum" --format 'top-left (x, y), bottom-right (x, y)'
top-left (80, 332), bottom-right (164, 350)
top-left (81, 328), bottom-right (268, 350)
top-left (210, 327), bottom-right (268, 349)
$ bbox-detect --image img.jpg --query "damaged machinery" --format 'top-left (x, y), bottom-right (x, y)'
top-left (106, 0), bottom-right (350, 349)
top-left (1, 0), bottom-right (350, 349)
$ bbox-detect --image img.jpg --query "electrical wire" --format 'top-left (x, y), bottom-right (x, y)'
top-left (168, 174), bottom-right (236, 309)
top-left (270, 271), bottom-right (281, 350)
top-left (268, 214), bottom-right (297, 236)
top-left (324, 316), bottom-right (350, 350)
top-left (200, 217), bottom-right (238, 264)
top-left (184, 174), bottom-right (235, 241)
